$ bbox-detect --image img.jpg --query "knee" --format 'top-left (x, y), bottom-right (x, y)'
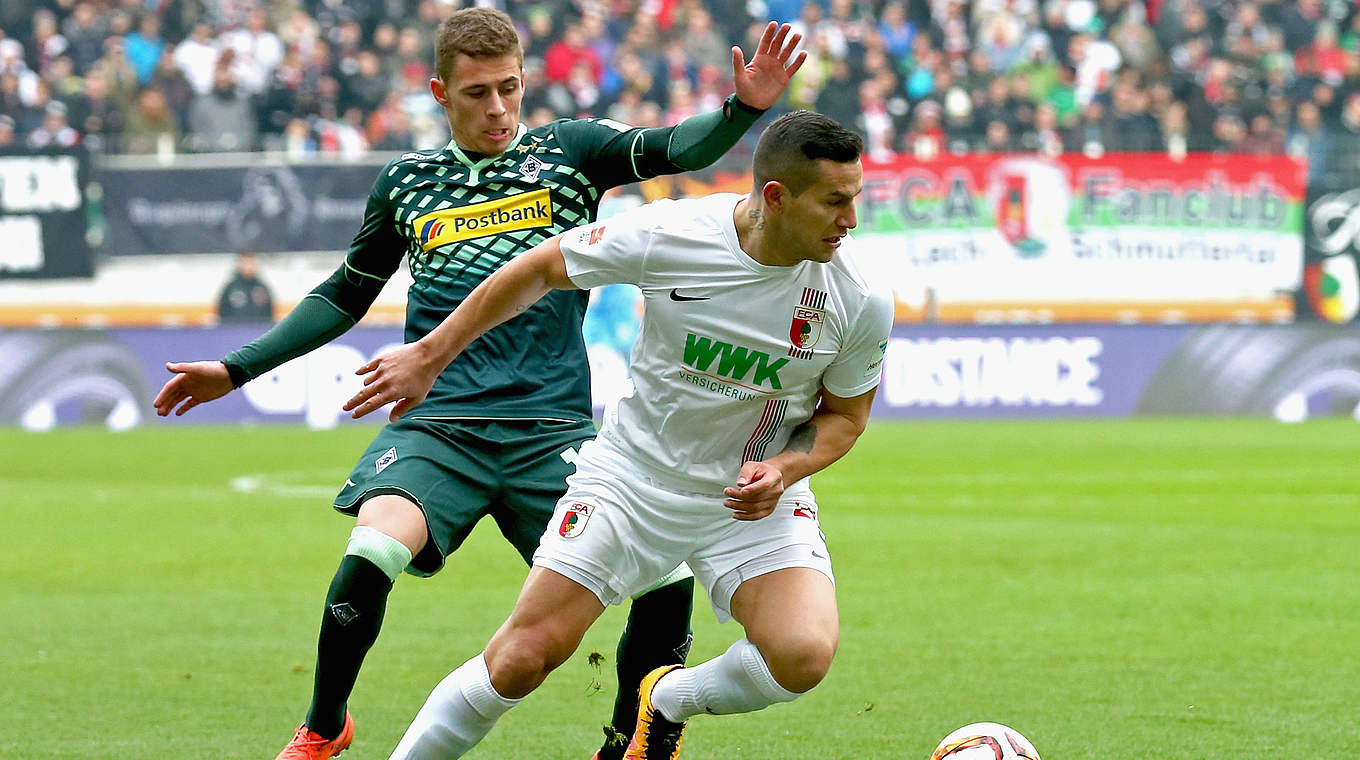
top-left (355, 496), bottom-right (428, 555)
top-left (485, 625), bottom-right (575, 699)
top-left (761, 630), bottom-right (839, 694)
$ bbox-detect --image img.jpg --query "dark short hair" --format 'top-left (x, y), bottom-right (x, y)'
top-left (435, 8), bottom-right (522, 83)
top-left (752, 111), bottom-right (863, 195)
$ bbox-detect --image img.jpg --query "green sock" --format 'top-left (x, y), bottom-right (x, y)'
top-left (305, 555), bottom-right (393, 739)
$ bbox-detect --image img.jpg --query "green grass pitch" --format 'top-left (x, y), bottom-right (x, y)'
top-left (3, 418), bottom-right (1357, 759)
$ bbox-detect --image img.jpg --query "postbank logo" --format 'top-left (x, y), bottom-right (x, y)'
top-left (412, 188), bottom-right (553, 251)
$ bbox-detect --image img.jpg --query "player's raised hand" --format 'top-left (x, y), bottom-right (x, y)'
top-left (344, 341), bottom-right (442, 422)
top-left (723, 460), bottom-right (787, 521)
top-left (153, 360), bottom-right (234, 417)
top-left (731, 22), bottom-right (807, 111)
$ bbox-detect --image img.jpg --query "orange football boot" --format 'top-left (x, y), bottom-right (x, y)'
top-left (274, 712), bottom-right (354, 760)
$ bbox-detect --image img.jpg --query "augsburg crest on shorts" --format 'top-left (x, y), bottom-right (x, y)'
top-left (558, 502), bottom-right (593, 538)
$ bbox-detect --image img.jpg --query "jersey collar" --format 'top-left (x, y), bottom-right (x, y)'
top-left (444, 124), bottom-right (528, 170)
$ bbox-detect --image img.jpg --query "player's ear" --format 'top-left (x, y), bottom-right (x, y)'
top-left (430, 77), bottom-right (450, 107)
top-left (761, 180), bottom-right (786, 212)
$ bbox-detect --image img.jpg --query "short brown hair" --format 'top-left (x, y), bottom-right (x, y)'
top-left (435, 8), bottom-right (522, 83)
top-left (753, 111), bottom-right (863, 195)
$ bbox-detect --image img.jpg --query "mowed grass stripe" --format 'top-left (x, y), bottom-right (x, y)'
top-left (3, 419), bottom-right (1357, 758)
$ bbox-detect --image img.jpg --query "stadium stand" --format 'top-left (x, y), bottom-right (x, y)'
top-left (0, 0), bottom-right (1357, 164)
top-left (1, 0), bottom-right (1356, 327)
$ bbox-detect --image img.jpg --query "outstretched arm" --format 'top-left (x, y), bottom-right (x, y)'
top-left (154, 167), bottom-right (403, 417)
top-left (723, 386), bottom-right (877, 521)
top-left (343, 236), bottom-right (576, 421)
top-left (582, 22), bottom-right (806, 185)
top-left (656, 22), bottom-right (807, 171)
top-left (152, 263), bottom-right (388, 417)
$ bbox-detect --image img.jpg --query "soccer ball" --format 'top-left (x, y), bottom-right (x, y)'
top-left (930, 722), bottom-right (1041, 760)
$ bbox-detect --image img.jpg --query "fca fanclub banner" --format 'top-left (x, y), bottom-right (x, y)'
top-left (0, 149), bottom-right (92, 278)
top-left (2, 324), bottom-right (1357, 430)
top-left (857, 152), bottom-right (1307, 304)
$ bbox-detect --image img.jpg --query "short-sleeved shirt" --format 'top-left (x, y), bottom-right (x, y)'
top-left (560, 193), bottom-right (895, 493)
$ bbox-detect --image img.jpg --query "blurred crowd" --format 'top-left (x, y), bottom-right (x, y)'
top-left (2, 0), bottom-right (1360, 178)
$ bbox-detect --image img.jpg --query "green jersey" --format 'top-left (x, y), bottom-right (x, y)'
top-left (223, 97), bottom-right (764, 421)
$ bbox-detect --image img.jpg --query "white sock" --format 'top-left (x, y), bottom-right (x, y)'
top-left (650, 638), bottom-right (800, 723)
top-left (388, 652), bottom-right (521, 760)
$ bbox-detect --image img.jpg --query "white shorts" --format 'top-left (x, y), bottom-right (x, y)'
top-left (532, 439), bottom-right (834, 623)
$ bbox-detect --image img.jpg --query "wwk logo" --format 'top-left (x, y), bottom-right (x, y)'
top-left (683, 333), bottom-right (788, 389)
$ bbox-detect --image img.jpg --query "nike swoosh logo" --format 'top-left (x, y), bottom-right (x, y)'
top-left (345, 479), bottom-right (356, 487)
top-left (669, 289), bottom-right (710, 302)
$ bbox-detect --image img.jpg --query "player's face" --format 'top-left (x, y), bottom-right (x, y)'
top-left (432, 52), bottom-right (524, 156)
top-left (779, 159), bottom-right (862, 263)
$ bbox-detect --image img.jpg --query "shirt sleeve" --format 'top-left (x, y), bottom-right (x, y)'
top-left (820, 286), bottom-right (895, 399)
top-left (559, 199), bottom-right (673, 290)
top-left (337, 161), bottom-right (408, 302)
top-left (556, 95), bottom-right (764, 189)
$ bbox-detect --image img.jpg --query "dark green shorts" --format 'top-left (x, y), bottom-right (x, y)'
top-left (334, 417), bottom-right (595, 576)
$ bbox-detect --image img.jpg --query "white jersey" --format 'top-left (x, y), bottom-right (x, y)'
top-left (560, 193), bottom-right (894, 493)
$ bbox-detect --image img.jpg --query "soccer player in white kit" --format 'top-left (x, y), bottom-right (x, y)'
top-left (345, 111), bottom-right (894, 760)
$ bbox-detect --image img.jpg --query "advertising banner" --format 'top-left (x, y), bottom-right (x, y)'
top-left (0, 148), bottom-right (92, 278)
top-left (875, 323), bottom-right (1360, 420)
top-left (100, 157), bottom-right (388, 255)
top-left (628, 152), bottom-right (1307, 321)
top-left (1298, 175), bottom-right (1360, 323)
top-left (856, 152), bottom-right (1307, 312)
top-left (3, 324), bottom-right (1356, 430)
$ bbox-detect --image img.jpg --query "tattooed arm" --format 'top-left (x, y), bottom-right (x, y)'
top-left (722, 386), bottom-right (877, 521)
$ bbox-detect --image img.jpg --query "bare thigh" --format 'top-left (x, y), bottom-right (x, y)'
top-left (356, 493), bottom-right (429, 556)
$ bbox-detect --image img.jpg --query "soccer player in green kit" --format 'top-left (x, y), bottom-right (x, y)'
top-left (152, 8), bottom-right (805, 760)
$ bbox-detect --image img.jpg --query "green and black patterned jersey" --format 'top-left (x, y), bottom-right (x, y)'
top-left (224, 97), bottom-right (764, 421)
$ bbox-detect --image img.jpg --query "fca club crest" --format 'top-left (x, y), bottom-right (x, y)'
top-left (988, 158), bottom-right (1072, 259)
top-left (558, 502), bottom-right (593, 538)
top-left (995, 172), bottom-right (1044, 257)
top-left (789, 305), bottom-right (826, 349)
